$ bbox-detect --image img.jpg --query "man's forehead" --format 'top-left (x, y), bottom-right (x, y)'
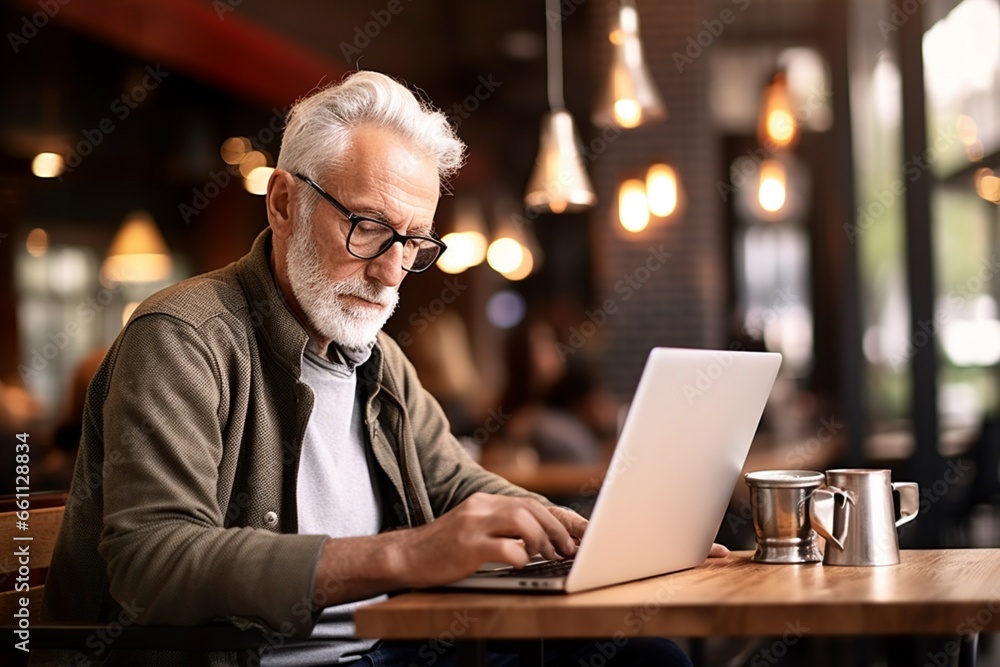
top-left (322, 133), bottom-right (439, 196)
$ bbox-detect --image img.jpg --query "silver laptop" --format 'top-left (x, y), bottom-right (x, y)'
top-left (446, 347), bottom-right (782, 593)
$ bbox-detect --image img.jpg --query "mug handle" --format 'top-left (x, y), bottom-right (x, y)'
top-left (809, 487), bottom-right (853, 550)
top-left (892, 482), bottom-right (919, 527)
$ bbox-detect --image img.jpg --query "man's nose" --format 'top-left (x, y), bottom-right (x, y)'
top-left (366, 242), bottom-right (405, 287)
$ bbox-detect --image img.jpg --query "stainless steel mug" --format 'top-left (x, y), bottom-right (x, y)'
top-left (744, 470), bottom-right (826, 564)
top-left (809, 468), bottom-right (919, 566)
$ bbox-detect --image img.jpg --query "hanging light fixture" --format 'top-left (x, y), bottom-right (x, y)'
top-left (100, 210), bottom-right (173, 284)
top-left (23, 85), bottom-right (72, 179)
top-left (757, 70), bottom-right (799, 150)
top-left (593, 0), bottom-right (667, 129)
top-left (524, 0), bottom-right (597, 214)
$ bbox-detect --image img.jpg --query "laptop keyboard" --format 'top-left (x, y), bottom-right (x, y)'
top-left (495, 559), bottom-right (574, 578)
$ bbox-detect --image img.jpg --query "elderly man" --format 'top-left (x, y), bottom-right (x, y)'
top-left (41, 72), bottom-right (704, 666)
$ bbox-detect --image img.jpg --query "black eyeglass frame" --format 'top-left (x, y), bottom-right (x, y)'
top-left (294, 172), bottom-right (447, 273)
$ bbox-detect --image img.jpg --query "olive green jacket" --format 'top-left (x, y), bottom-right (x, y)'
top-left (39, 230), bottom-right (543, 666)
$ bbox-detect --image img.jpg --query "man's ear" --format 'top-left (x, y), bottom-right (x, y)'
top-left (266, 169), bottom-right (297, 241)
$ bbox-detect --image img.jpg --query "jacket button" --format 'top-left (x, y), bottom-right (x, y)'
top-left (263, 511), bottom-right (279, 527)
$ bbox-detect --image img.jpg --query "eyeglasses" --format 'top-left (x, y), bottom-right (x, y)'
top-left (294, 173), bottom-right (447, 273)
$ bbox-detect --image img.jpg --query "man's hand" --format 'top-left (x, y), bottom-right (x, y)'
top-left (394, 493), bottom-right (580, 588)
top-left (309, 494), bottom-right (584, 608)
top-left (708, 542), bottom-right (730, 558)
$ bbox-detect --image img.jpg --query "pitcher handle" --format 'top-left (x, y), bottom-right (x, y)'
top-left (892, 482), bottom-right (919, 527)
top-left (809, 487), bottom-right (853, 550)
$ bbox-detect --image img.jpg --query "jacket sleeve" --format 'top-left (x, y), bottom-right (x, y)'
top-left (97, 313), bottom-right (326, 637)
top-left (377, 334), bottom-right (552, 517)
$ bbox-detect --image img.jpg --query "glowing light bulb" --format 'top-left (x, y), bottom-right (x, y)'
top-left (758, 160), bottom-right (787, 213)
top-left (32, 152), bottom-right (65, 178)
top-left (975, 168), bottom-right (1000, 203)
top-left (243, 166), bottom-right (274, 195)
top-left (461, 231), bottom-right (487, 266)
top-left (221, 137), bottom-right (251, 165)
top-left (618, 179), bottom-right (649, 232)
top-left (646, 164), bottom-right (678, 217)
top-left (548, 199), bottom-right (568, 214)
top-left (438, 232), bottom-right (487, 274)
top-left (437, 234), bottom-right (470, 274)
top-left (766, 109), bottom-right (796, 145)
top-left (500, 247), bottom-right (534, 281)
top-left (614, 99), bottom-right (642, 128)
top-left (26, 228), bottom-right (48, 257)
top-left (239, 151), bottom-right (267, 178)
top-left (758, 72), bottom-right (798, 149)
top-left (487, 238), bottom-right (524, 274)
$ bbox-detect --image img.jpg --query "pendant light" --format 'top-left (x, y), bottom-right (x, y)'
top-left (593, 0), bottom-right (667, 129)
top-left (524, 0), bottom-right (597, 213)
top-left (100, 210), bottom-right (173, 284)
top-left (757, 70), bottom-right (799, 150)
top-left (31, 84), bottom-right (69, 178)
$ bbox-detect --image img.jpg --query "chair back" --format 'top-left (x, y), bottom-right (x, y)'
top-left (0, 501), bottom-right (66, 620)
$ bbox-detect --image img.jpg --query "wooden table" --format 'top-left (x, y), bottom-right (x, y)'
top-left (355, 549), bottom-right (1000, 666)
top-left (481, 463), bottom-right (607, 497)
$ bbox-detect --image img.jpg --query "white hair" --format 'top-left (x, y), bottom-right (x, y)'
top-left (276, 71), bottom-right (466, 220)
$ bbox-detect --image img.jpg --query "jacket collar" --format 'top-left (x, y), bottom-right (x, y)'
top-left (234, 229), bottom-right (312, 379)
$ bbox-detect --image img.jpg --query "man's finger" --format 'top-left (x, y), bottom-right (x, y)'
top-left (523, 505), bottom-right (574, 559)
top-left (707, 542), bottom-right (730, 558)
top-left (486, 505), bottom-right (561, 562)
top-left (512, 500), bottom-right (575, 557)
top-left (547, 506), bottom-right (588, 542)
top-left (492, 537), bottom-right (532, 569)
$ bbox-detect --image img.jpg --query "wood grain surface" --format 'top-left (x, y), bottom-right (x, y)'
top-left (355, 550), bottom-right (1000, 639)
top-left (0, 506), bottom-right (64, 573)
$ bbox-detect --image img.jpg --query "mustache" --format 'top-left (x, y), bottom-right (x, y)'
top-left (335, 277), bottom-right (397, 307)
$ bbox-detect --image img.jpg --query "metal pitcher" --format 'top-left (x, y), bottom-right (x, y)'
top-left (809, 468), bottom-right (919, 566)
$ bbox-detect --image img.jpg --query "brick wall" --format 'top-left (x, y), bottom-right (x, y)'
top-left (588, 0), bottom-right (727, 398)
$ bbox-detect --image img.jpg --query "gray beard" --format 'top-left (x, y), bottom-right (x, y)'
top-left (285, 218), bottom-right (399, 351)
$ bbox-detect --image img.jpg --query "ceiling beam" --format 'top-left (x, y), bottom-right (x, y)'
top-left (32, 0), bottom-right (345, 109)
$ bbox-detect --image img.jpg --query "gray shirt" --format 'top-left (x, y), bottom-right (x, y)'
top-left (262, 345), bottom-right (383, 665)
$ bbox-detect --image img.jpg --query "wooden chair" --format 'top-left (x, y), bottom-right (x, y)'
top-left (0, 495), bottom-right (268, 664)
